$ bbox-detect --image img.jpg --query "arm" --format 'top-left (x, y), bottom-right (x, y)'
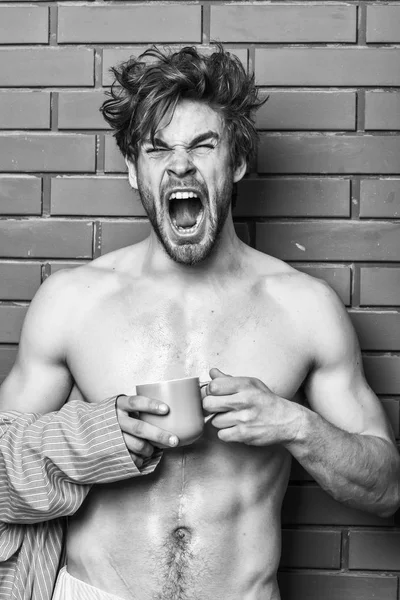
top-left (285, 282), bottom-right (400, 518)
top-left (0, 270), bottom-right (174, 524)
top-left (204, 279), bottom-right (400, 518)
top-left (0, 397), bottom-right (140, 524)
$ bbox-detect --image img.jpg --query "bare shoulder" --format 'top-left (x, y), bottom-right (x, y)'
top-left (19, 267), bottom-right (89, 356)
top-left (21, 250), bottom-right (131, 346)
top-left (250, 252), bottom-right (356, 364)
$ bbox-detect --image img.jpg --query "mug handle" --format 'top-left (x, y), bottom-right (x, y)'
top-left (200, 380), bottom-right (216, 424)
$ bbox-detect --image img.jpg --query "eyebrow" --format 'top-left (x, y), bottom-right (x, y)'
top-left (143, 131), bottom-right (220, 149)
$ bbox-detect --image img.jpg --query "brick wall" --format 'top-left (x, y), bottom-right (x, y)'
top-left (0, 2), bottom-right (399, 598)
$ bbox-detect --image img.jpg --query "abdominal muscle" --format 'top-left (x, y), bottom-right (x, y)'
top-left (66, 428), bottom-right (290, 600)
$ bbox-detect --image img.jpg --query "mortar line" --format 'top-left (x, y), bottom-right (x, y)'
top-left (41, 262), bottom-right (51, 283)
top-left (49, 4), bottom-right (58, 47)
top-left (41, 176), bottom-right (51, 217)
top-left (358, 2), bottom-right (367, 46)
top-left (357, 89), bottom-right (366, 132)
top-left (202, 4), bottom-right (211, 45)
top-left (93, 221), bottom-right (102, 259)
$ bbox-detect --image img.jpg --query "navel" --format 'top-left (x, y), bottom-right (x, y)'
top-left (172, 526), bottom-right (192, 544)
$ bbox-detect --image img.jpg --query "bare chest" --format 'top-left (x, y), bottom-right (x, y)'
top-left (67, 288), bottom-right (309, 403)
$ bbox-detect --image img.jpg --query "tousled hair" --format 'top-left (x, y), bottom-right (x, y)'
top-left (100, 45), bottom-right (266, 169)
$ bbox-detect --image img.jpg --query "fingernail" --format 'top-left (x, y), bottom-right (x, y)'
top-left (159, 404), bottom-right (168, 413)
top-left (169, 436), bottom-right (178, 447)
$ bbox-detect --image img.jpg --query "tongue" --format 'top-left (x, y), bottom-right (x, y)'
top-left (172, 198), bottom-right (201, 228)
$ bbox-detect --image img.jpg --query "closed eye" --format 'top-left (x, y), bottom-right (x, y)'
top-left (146, 147), bottom-right (169, 154)
top-left (190, 144), bottom-right (215, 154)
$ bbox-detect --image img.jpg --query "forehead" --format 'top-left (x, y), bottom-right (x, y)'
top-left (155, 99), bottom-right (225, 144)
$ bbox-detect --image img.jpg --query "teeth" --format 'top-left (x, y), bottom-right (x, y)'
top-left (170, 191), bottom-right (197, 200)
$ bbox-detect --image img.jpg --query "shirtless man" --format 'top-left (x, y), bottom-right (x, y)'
top-left (0, 46), bottom-right (399, 600)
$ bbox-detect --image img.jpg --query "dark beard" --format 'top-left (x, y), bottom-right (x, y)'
top-left (136, 177), bottom-right (233, 266)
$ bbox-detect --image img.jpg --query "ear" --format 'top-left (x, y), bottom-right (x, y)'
top-left (125, 157), bottom-right (138, 189)
top-left (233, 155), bottom-right (247, 183)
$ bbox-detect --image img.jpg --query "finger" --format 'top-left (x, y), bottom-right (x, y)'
top-left (209, 411), bottom-right (243, 430)
top-left (217, 425), bottom-right (243, 443)
top-left (117, 394), bottom-right (169, 415)
top-left (207, 375), bottom-right (250, 396)
top-left (121, 431), bottom-right (154, 458)
top-left (209, 367), bottom-right (232, 380)
top-left (131, 455), bottom-right (144, 469)
top-left (203, 393), bottom-right (231, 414)
top-left (203, 390), bottom-right (248, 414)
top-left (119, 412), bottom-right (178, 448)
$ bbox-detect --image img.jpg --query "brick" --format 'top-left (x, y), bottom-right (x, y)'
top-left (49, 262), bottom-right (88, 275)
top-left (103, 46), bottom-right (147, 86)
top-left (256, 221), bottom-right (400, 262)
top-left (0, 135), bottom-right (95, 173)
top-left (289, 459), bottom-right (313, 482)
top-left (256, 92), bottom-right (356, 131)
top-left (365, 92), bottom-right (400, 131)
top-left (233, 222), bottom-right (250, 246)
top-left (255, 49), bottom-right (400, 86)
top-left (381, 399), bottom-right (400, 437)
top-left (349, 531), bottom-right (400, 570)
top-left (51, 177), bottom-right (143, 216)
top-left (0, 220), bottom-right (93, 259)
top-left (360, 267), bottom-right (400, 306)
top-left (367, 5), bottom-right (400, 43)
top-left (363, 355), bottom-right (400, 396)
top-left (360, 179), bottom-right (400, 218)
top-left (293, 265), bottom-right (351, 306)
top-left (258, 134), bottom-right (400, 174)
top-left (0, 92), bottom-right (50, 130)
top-left (0, 7), bottom-right (48, 43)
top-left (350, 311), bottom-right (400, 352)
top-left (0, 49), bottom-right (94, 87)
top-left (235, 178), bottom-right (350, 218)
top-left (58, 92), bottom-right (109, 131)
top-left (0, 177), bottom-right (41, 215)
top-left (277, 572), bottom-right (397, 600)
top-left (104, 136), bottom-right (126, 173)
top-left (0, 263), bottom-right (41, 301)
top-left (102, 47), bottom-right (247, 86)
top-left (0, 347), bottom-right (17, 384)
top-left (58, 6), bottom-right (201, 43)
top-left (99, 221), bottom-right (151, 255)
top-left (282, 485), bottom-right (393, 526)
top-left (280, 529), bottom-right (341, 569)
top-left (0, 305), bottom-right (27, 344)
top-left (211, 5), bottom-right (356, 43)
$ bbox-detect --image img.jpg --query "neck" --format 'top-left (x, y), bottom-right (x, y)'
top-left (141, 213), bottom-right (247, 282)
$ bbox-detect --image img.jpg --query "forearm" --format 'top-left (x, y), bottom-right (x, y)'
top-left (0, 397), bottom-right (142, 524)
top-left (285, 405), bottom-right (400, 518)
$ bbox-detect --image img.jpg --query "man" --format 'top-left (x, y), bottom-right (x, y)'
top-left (0, 45), bottom-right (399, 600)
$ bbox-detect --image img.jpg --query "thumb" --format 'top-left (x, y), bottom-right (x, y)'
top-left (209, 367), bottom-right (232, 379)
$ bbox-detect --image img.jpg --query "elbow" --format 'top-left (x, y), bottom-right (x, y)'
top-left (375, 461), bottom-right (400, 519)
top-left (375, 501), bottom-right (399, 520)
top-left (376, 488), bottom-right (400, 519)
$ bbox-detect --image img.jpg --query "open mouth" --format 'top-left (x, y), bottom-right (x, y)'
top-left (168, 190), bottom-right (205, 235)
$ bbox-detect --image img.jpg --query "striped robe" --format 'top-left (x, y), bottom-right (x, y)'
top-left (0, 397), bottom-right (162, 599)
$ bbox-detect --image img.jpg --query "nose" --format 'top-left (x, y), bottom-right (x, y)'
top-left (166, 148), bottom-right (196, 178)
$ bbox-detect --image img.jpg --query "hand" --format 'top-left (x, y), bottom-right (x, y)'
top-left (203, 368), bottom-right (304, 446)
top-left (116, 395), bottom-right (178, 468)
